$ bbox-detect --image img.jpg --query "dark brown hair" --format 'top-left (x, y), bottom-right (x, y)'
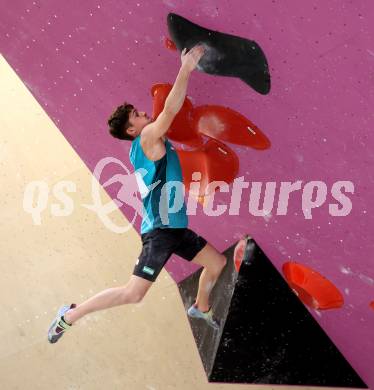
top-left (107, 102), bottom-right (134, 141)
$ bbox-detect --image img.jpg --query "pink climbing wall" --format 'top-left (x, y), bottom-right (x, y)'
top-left (1, 0), bottom-right (373, 386)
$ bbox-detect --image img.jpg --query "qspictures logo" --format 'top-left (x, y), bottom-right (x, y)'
top-left (22, 157), bottom-right (354, 233)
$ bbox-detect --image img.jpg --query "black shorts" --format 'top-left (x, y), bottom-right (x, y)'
top-left (133, 227), bottom-right (207, 282)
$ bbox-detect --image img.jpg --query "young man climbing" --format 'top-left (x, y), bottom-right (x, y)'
top-left (48, 45), bottom-right (227, 344)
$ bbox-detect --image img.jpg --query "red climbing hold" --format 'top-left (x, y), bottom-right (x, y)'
top-left (282, 262), bottom-right (344, 310)
top-left (176, 137), bottom-right (239, 199)
top-left (151, 83), bottom-right (203, 147)
top-left (151, 83), bottom-right (270, 149)
top-left (164, 37), bottom-right (177, 51)
top-left (192, 105), bottom-right (270, 149)
top-left (233, 237), bottom-right (247, 272)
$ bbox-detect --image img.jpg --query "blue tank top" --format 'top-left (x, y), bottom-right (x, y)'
top-left (129, 136), bottom-right (188, 234)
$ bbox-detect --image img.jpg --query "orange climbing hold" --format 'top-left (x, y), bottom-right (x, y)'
top-left (370, 301), bottom-right (374, 311)
top-left (282, 262), bottom-right (344, 310)
top-left (192, 105), bottom-right (270, 149)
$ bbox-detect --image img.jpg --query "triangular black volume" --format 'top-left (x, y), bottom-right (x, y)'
top-left (178, 238), bottom-right (368, 387)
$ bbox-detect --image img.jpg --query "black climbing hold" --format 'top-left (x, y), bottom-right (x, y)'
top-left (167, 13), bottom-right (271, 94)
